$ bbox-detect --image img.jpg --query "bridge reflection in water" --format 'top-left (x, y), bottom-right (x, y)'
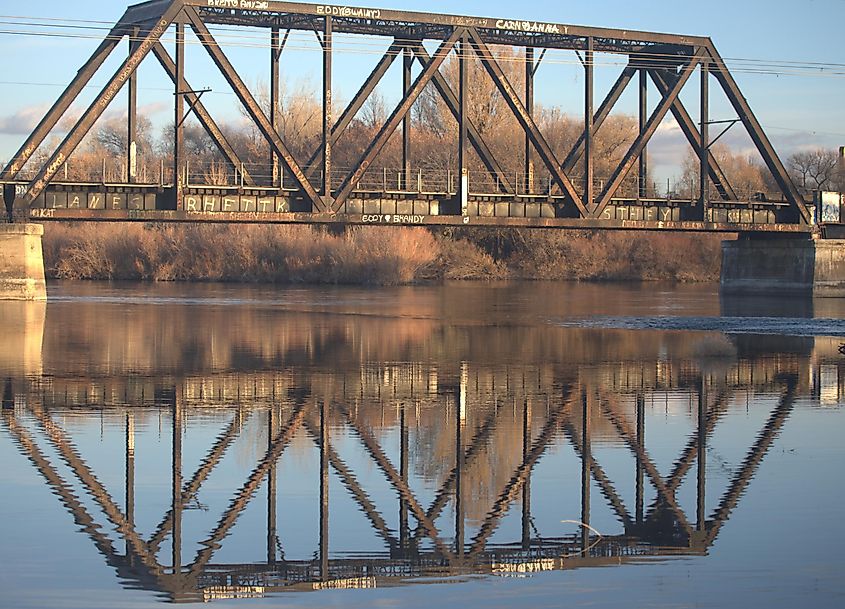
top-left (1, 288), bottom-right (843, 603)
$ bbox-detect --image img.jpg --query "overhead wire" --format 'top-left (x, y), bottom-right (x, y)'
top-left (0, 15), bottom-right (843, 80)
top-left (2, 12), bottom-right (844, 69)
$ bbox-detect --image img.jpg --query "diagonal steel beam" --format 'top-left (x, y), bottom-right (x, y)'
top-left (704, 381), bottom-right (796, 546)
top-left (598, 395), bottom-right (694, 536)
top-left (2, 411), bottom-right (123, 568)
top-left (412, 402), bottom-right (502, 542)
top-left (185, 7), bottom-right (325, 210)
top-left (30, 405), bottom-right (162, 570)
top-left (467, 28), bottom-right (587, 217)
top-left (305, 40), bottom-right (404, 171)
top-left (23, 2), bottom-right (185, 205)
top-left (562, 65), bottom-right (636, 173)
top-left (335, 403), bottom-right (455, 559)
top-left (662, 390), bottom-right (730, 494)
top-left (649, 68), bottom-right (737, 201)
top-left (412, 42), bottom-right (513, 193)
top-left (332, 29), bottom-right (463, 209)
top-left (1, 18), bottom-right (127, 180)
top-left (707, 45), bottom-right (811, 223)
top-left (593, 52), bottom-right (701, 218)
top-left (468, 388), bottom-right (575, 557)
top-left (148, 411), bottom-right (247, 553)
top-left (560, 418), bottom-right (633, 528)
top-left (151, 42), bottom-right (254, 185)
top-left (303, 417), bottom-right (399, 551)
top-left (188, 402), bottom-right (306, 575)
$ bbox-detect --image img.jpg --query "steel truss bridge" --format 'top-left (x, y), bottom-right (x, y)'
top-left (0, 1), bottom-right (815, 233)
top-left (2, 358), bottom-right (806, 601)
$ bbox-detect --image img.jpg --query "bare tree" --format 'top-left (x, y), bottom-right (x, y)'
top-left (788, 148), bottom-right (839, 191)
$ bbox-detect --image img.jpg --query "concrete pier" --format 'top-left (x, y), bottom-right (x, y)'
top-left (0, 224), bottom-right (47, 301)
top-left (721, 236), bottom-right (845, 296)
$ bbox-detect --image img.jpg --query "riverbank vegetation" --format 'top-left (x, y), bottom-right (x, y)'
top-left (42, 223), bottom-right (723, 285)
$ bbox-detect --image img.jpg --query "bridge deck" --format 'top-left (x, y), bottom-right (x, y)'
top-left (7, 180), bottom-right (808, 233)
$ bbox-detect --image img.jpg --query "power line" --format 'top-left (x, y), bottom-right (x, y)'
top-left (0, 17), bottom-right (843, 79)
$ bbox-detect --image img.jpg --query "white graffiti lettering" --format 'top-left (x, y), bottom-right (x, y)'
top-left (495, 19), bottom-right (561, 34)
top-left (361, 214), bottom-right (426, 224)
top-left (316, 5), bottom-right (382, 19)
top-left (206, 0), bottom-right (268, 8)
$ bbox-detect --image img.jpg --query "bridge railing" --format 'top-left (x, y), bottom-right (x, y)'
top-left (2, 155), bottom-right (795, 208)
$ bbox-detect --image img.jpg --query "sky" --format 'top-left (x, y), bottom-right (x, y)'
top-left (0, 0), bottom-right (842, 184)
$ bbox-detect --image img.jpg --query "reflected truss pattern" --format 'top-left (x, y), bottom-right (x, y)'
top-left (2, 367), bottom-right (799, 601)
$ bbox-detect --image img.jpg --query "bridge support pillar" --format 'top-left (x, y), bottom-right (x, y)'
top-left (0, 224), bottom-right (46, 301)
top-left (721, 235), bottom-right (845, 296)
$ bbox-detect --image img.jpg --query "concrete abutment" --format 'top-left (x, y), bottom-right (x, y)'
top-left (721, 235), bottom-right (845, 297)
top-left (0, 224), bottom-right (47, 301)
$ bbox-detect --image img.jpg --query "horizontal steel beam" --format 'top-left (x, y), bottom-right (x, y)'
top-left (179, 0), bottom-right (708, 49)
top-left (29, 208), bottom-right (812, 233)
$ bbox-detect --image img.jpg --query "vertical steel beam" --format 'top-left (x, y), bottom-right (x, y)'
top-left (151, 42), bottom-right (254, 185)
top-left (319, 400), bottom-right (329, 581)
top-left (707, 44), bottom-right (810, 222)
top-left (636, 394), bottom-right (644, 525)
top-left (402, 47), bottom-right (412, 190)
top-left (267, 407), bottom-right (277, 563)
top-left (306, 41), bottom-right (403, 170)
top-left (322, 16), bottom-right (333, 201)
top-left (466, 28), bottom-right (587, 216)
top-left (700, 60), bottom-right (709, 219)
top-left (562, 65), bottom-right (636, 173)
top-left (270, 28), bottom-right (281, 188)
top-left (332, 30), bottom-right (462, 209)
top-left (172, 396), bottom-right (182, 573)
top-left (455, 390), bottom-right (464, 558)
top-left (24, 2), bottom-right (183, 204)
top-left (638, 69), bottom-right (648, 198)
top-left (400, 403), bottom-right (409, 552)
top-left (697, 378), bottom-right (706, 531)
top-left (125, 412), bottom-right (135, 558)
top-left (127, 28), bottom-right (139, 183)
top-left (593, 52), bottom-right (700, 218)
top-left (174, 22), bottom-right (185, 208)
top-left (458, 33), bottom-right (469, 214)
top-left (584, 38), bottom-right (594, 212)
top-left (581, 389), bottom-right (591, 553)
top-left (521, 399), bottom-right (531, 550)
top-left (648, 68), bottom-right (736, 201)
top-left (185, 8), bottom-right (324, 210)
top-left (412, 43), bottom-right (513, 193)
top-left (525, 47), bottom-right (534, 194)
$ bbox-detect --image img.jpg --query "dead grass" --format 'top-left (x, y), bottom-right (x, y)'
top-left (509, 230), bottom-right (722, 282)
top-left (43, 223), bottom-right (439, 285)
top-left (41, 223), bottom-right (723, 285)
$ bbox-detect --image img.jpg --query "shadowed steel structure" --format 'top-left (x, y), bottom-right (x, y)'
top-left (1, 1), bottom-right (813, 232)
top-left (0, 368), bottom-right (800, 601)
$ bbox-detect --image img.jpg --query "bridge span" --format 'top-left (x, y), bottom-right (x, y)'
top-left (4, 1), bottom-right (845, 300)
top-left (0, 0), bottom-right (820, 234)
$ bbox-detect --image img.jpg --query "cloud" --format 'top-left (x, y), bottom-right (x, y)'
top-left (0, 105), bottom-right (52, 135)
top-left (0, 99), bottom-right (171, 139)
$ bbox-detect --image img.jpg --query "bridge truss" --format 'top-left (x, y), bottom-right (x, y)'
top-left (1, 1), bottom-right (812, 232)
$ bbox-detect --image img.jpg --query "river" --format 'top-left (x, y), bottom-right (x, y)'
top-left (1, 281), bottom-right (843, 608)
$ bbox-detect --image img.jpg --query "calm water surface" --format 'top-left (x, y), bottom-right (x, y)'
top-left (1, 281), bottom-right (843, 608)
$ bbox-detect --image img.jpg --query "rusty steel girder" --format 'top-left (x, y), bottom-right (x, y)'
top-left (2, 0), bottom-right (810, 228)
